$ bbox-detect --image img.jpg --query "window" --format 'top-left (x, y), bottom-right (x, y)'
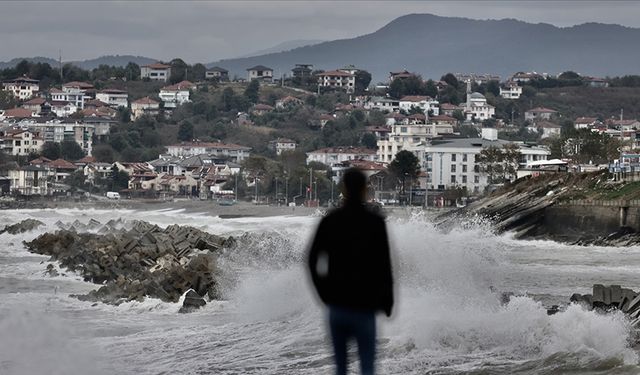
top-left (400, 127), bottom-right (407, 133)
top-left (462, 165), bottom-right (467, 173)
top-left (451, 175), bottom-right (456, 183)
top-left (462, 175), bottom-right (467, 183)
top-left (474, 165), bottom-right (480, 173)
top-left (451, 165), bottom-right (456, 172)
top-left (463, 154), bottom-right (468, 162)
top-left (451, 153), bottom-right (456, 162)
top-left (474, 176), bottom-right (480, 183)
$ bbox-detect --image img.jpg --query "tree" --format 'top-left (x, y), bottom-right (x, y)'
top-left (244, 80), bottom-right (260, 103)
top-left (361, 133), bottom-right (378, 149)
top-left (178, 121), bottom-right (194, 141)
top-left (111, 165), bottom-right (129, 191)
top-left (41, 142), bottom-right (61, 159)
top-left (125, 62), bottom-right (140, 81)
top-left (452, 109), bottom-right (465, 122)
top-left (60, 140), bottom-right (85, 160)
top-left (92, 144), bottom-right (115, 163)
top-left (441, 73), bottom-right (460, 89)
top-left (0, 90), bottom-right (16, 110)
top-left (388, 150), bottom-right (420, 201)
top-left (169, 58), bottom-right (188, 83)
top-left (354, 70), bottom-right (372, 94)
top-left (475, 144), bottom-right (521, 185)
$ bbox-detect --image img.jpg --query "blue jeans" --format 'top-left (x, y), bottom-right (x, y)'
top-left (328, 306), bottom-right (376, 375)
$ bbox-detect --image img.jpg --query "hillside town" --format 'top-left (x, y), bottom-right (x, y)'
top-left (0, 59), bottom-right (638, 206)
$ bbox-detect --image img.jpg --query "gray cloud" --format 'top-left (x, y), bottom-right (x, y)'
top-left (1, 1), bottom-right (638, 63)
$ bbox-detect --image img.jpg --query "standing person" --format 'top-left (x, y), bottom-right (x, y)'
top-left (308, 168), bottom-right (394, 375)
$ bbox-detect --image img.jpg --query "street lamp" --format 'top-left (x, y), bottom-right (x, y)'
top-left (275, 177), bottom-right (279, 206)
top-left (254, 176), bottom-right (259, 204)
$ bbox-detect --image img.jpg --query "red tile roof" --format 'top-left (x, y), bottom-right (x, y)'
top-left (168, 141), bottom-right (251, 150)
top-left (47, 158), bottom-right (78, 170)
top-left (308, 146), bottom-right (376, 155)
top-left (400, 95), bottom-right (430, 102)
top-left (133, 96), bottom-right (159, 105)
top-left (3, 107), bottom-right (34, 118)
top-left (527, 107), bottom-right (557, 113)
top-left (24, 97), bottom-right (47, 105)
top-left (161, 80), bottom-right (195, 91)
top-left (63, 81), bottom-right (94, 90)
top-left (143, 63), bottom-right (171, 69)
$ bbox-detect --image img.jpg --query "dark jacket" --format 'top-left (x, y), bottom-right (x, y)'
top-left (308, 201), bottom-right (394, 316)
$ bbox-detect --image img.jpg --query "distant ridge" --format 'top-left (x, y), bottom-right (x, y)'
top-left (0, 55), bottom-right (158, 70)
top-left (206, 13), bottom-right (640, 81)
top-left (236, 39), bottom-right (325, 58)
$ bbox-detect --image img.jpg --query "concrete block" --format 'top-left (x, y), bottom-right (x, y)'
top-left (610, 285), bottom-right (622, 306)
top-left (625, 294), bottom-right (640, 315)
top-left (592, 284), bottom-right (605, 304)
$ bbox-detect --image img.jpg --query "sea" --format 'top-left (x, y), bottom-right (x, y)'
top-left (1, 207), bottom-right (640, 374)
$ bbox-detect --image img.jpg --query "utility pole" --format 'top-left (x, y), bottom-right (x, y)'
top-left (59, 49), bottom-right (63, 82)
top-left (235, 173), bottom-right (238, 201)
top-left (254, 177), bottom-right (259, 203)
top-left (275, 177), bottom-right (279, 206)
top-left (284, 172), bottom-right (288, 205)
top-left (309, 168), bottom-right (313, 203)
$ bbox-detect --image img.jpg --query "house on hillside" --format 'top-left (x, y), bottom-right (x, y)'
top-left (0, 128), bottom-right (43, 156)
top-left (536, 121), bottom-right (562, 139)
top-left (292, 64), bottom-right (313, 79)
top-left (464, 92), bottom-right (495, 121)
top-left (499, 81), bottom-right (522, 99)
top-left (2, 76), bottom-right (39, 100)
top-left (574, 117), bottom-right (600, 130)
top-left (166, 141), bottom-right (251, 162)
top-left (131, 97), bottom-right (160, 120)
top-left (306, 146), bottom-right (377, 167)
top-left (247, 65), bottom-right (273, 82)
top-left (250, 103), bottom-right (274, 116)
top-left (159, 81), bottom-right (194, 109)
top-left (388, 70), bottom-right (415, 83)
top-left (22, 97), bottom-right (50, 116)
top-left (141, 63), bottom-right (172, 82)
top-left (525, 107), bottom-right (558, 122)
top-left (269, 138), bottom-right (297, 155)
top-left (316, 70), bottom-right (355, 93)
top-left (96, 89), bottom-right (128, 108)
top-left (399, 96), bottom-right (440, 115)
top-left (49, 101), bottom-right (79, 118)
top-left (205, 67), bottom-right (229, 81)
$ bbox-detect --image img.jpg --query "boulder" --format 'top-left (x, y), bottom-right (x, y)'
top-left (0, 219), bottom-right (44, 235)
top-left (179, 289), bottom-right (207, 313)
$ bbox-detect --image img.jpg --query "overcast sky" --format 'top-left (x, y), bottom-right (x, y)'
top-left (2, 1), bottom-right (639, 63)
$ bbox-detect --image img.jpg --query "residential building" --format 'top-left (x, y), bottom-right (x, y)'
top-left (609, 119), bottom-right (640, 131)
top-left (166, 141), bottom-right (251, 162)
top-left (246, 65), bottom-right (273, 82)
top-left (49, 101), bottom-right (79, 118)
top-left (291, 64), bottom-right (313, 79)
top-left (366, 96), bottom-right (400, 112)
top-left (499, 81), bottom-right (522, 99)
top-left (574, 117), bottom-right (599, 130)
top-left (319, 114), bottom-right (334, 128)
top-left (2, 107), bottom-right (35, 119)
top-left (333, 159), bottom-right (386, 183)
top-left (511, 71), bottom-right (546, 83)
top-left (159, 81), bottom-right (194, 109)
top-left (83, 162), bottom-right (112, 184)
top-left (205, 67), bottom-right (229, 81)
top-left (96, 89), bottom-right (128, 108)
top-left (141, 63), bottom-right (171, 82)
top-left (525, 107), bottom-right (558, 122)
top-left (269, 138), bottom-right (297, 155)
top-left (440, 103), bottom-right (458, 117)
top-left (454, 73), bottom-right (500, 85)
top-left (2, 76), bottom-right (39, 100)
top-left (26, 120), bottom-right (95, 155)
top-left (586, 77), bottom-right (609, 88)
top-left (131, 97), bottom-right (160, 120)
top-left (424, 128), bottom-right (550, 193)
top-left (22, 97), bottom-right (50, 115)
top-left (536, 121), bottom-right (562, 139)
top-left (250, 103), bottom-right (274, 116)
top-left (306, 146), bottom-right (377, 166)
top-left (50, 87), bottom-right (86, 109)
top-left (0, 128), bottom-right (43, 156)
top-left (399, 96), bottom-right (440, 115)
top-left (8, 164), bottom-right (55, 195)
top-left (388, 70), bottom-right (415, 83)
top-left (317, 70), bottom-right (355, 93)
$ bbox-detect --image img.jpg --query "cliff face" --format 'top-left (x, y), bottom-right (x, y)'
top-left (440, 171), bottom-right (640, 246)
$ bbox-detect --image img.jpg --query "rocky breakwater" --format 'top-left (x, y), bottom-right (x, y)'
top-left (568, 285), bottom-right (640, 328)
top-left (24, 220), bottom-right (234, 311)
top-left (439, 171), bottom-right (640, 245)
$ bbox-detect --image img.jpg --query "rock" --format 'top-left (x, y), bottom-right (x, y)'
top-left (0, 219), bottom-right (45, 235)
top-left (179, 289), bottom-right (207, 313)
top-left (25, 220), bottom-right (231, 306)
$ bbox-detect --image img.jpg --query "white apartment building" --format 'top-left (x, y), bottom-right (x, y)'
top-left (131, 97), bottom-right (160, 120)
top-left (306, 146), bottom-right (377, 166)
top-left (141, 63), bottom-right (172, 82)
top-left (8, 164), bottom-right (55, 196)
top-left (50, 88), bottom-right (85, 109)
top-left (0, 128), bottom-right (43, 156)
top-left (316, 70), bottom-right (356, 93)
top-left (49, 101), bottom-right (79, 117)
top-left (159, 81), bottom-right (194, 109)
top-left (166, 141), bottom-right (251, 162)
top-left (96, 89), bottom-right (128, 108)
top-left (366, 97), bottom-right (400, 112)
top-left (269, 138), bottom-right (297, 155)
top-left (398, 96), bottom-right (440, 115)
top-left (499, 82), bottom-right (522, 99)
top-left (26, 121), bottom-right (95, 155)
top-left (424, 128), bottom-right (549, 193)
top-left (377, 123), bottom-right (436, 164)
top-left (2, 76), bottom-right (39, 100)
